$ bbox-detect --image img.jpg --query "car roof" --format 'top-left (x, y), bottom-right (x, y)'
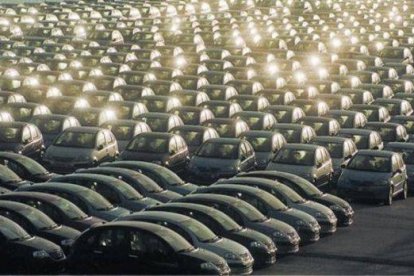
top-left (55, 173), bottom-right (121, 183)
top-left (0, 200), bottom-right (35, 212)
top-left (386, 142), bottom-right (414, 149)
top-left (219, 177), bottom-right (279, 188)
top-left (171, 125), bottom-right (210, 132)
top-left (122, 211), bottom-right (191, 223)
top-left (0, 191), bottom-right (65, 202)
top-left (273, 123), bottom-right (306, 130)
top-left (102, 119), bottom-right (143, 126)
top-left (0, 121), bottom-right (29, 128)
top-left (357, 150), bottom-right (395, 157)
top-left (365, 122), bottom-right (400, 128)
top-left (282, 143), bottom-right (321, 150)
top-left (31, 114), bottom-right (72, 120)
top-left (93, 221), bottom-right (177, 234)
top-left (199, 184), bottom-right (265, 195)
top-left (178, 193), bottom-right (245, 205)
top-left (299, 116), bottom-right (335, 122)
top-left (19, 182), bottom-right (92, 193)
top-left (153, 202), bottom-right (219, 215)
top-left (328, 110), bottom-right (360, 116)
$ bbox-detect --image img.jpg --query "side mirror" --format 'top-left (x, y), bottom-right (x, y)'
top-left (22, 138), bottom-right (30, 144)
top-left (97, 144), bottom-right (104, 150)
top-left (340, 163), bottom-right (347, 169)
top-left (395, 169), bottom-right (402, 174)
top-left (170, 149), bottom-right (177, 155)
top-left (316, 162), bottom-right (323, 168)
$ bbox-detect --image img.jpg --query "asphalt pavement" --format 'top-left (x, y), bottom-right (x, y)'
top-left (256, 197), bottom-right (414, 275)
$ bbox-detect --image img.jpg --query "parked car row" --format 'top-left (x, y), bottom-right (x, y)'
top-left (0, 0), bottom-right (413, 274)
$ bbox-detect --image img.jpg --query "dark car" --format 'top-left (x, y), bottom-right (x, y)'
top-left (326, 110), bottom-right (367, 129)
top-left (372, 98), bottom-right (413, 116)
top-left (42, 127), bottom-right (119, 174)
top-left (338, 129), bottom-right (384, 150)
top-left (266, 144), bottom-right (333, 190)
top-left (0, 216), bottom-right (65, 274)
top-left (68, 221), bottom-right (230, 275)
top-left (30, 114), bottom-right (80, 148)
top-left (230, 95), bottom-right (270, 112)
top-left (17, 183), bottom-right (130, 221)
top-left (170, 125), bottom-right (220, 155)
top-left (291, 99), bottom-right (329, 117)
top-left (365, 122), bottom-right (409, 144)
top-left (121, 132), bottom-right (190, 173)
top-left (232, 111), bottom-right (277, 131)
top-left (337, 150), bottom-right (408, 205)
top-left (202, 118), bottom-right (250, 138)
top-left (101, 120), bottom-right (151, 151)
top-left (191, 187), bottom-right (321, 243)
top-left (0, 192), bottom-right (105, 231)
top-left (147, 203), bottom-right (277, 266)
top-left (51, 174), bottom-right (160, 212)
top-left (271, 124), bottom-right (316, 144)
top-left (338, 88), bottom-right (374, 105)
top-left (201, 100), bottom-right (243, 119)
top-left (0, 164), bottom-right (29, 190)
top-left (350, 104), bottom-right (391, 122)
top-left (173, 195), bottom-right (301, 254)
top-left (385, 142), bottom-right (414, 192)
top-left (75, 167), bottom-right (181, 203)
top-left (101, 161), bottom-right (198, 195)
top-left (188, 138), bottom-right (256, 184)
top-left (170, 90), bottom-right (210, 106)
top-left (0, 152), bottom-right (54, 182)
top-left (312, 136), bottom-right (358, 183)
top-left (70, 107), bottom-right (117, 127)
top-left (265, 105), bottom-right (305, 123)
top-left (236, 171), bottom-right (354, 226)
top-left (44, 96), bottom-right (90, 115)
top-left (298, 116), bottom-right (341, 136)
top-left (170, 106), bottom-right (215, 125)
top-left (4, 102), bottom-right (51, 122)
top-left (137, 112), bottom-right (184, 132)
top-left (118, 211), bottom-right (254, 274)
top-left (105, 101), bottom-right (148, 121)
top-left (240, 131), bottom-right (286, 170)
top-left (0, 200), bottom-right (80, 253)
top-left (214, 178), bottom-right (338, 235)
top-left (389, 116), bottom-right (414, 142)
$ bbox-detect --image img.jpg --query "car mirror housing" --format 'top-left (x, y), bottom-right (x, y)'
top-left (97, 144), bottom-right (104, 150)
top-left (340, 163), bottom-right (347, 169)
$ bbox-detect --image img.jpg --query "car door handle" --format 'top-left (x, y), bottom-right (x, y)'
top-left (128, 254), bottom-right (139, 258)
top-left (93, 250), bottom-right (103, 254)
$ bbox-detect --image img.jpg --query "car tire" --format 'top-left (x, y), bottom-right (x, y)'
top-left (400, 181), bottom-right (408, 200)
top-left (384, 186), bottom-right (393, 206)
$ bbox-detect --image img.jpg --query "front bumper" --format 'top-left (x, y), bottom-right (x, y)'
top-left (338, 185), bottom-right (388, 201)
top-left (319, 221), bottom-right (337, 234)
top-left (333, 208), bottom-right (354, 226)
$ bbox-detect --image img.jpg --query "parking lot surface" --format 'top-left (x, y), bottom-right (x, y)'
top-left (257, 198), bottom-right (414, 274)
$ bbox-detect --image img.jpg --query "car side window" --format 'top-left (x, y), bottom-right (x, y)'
top-left (97, 229), bottom-right (114, 249)
top-left (244, 142), bottom-right (254, 157)
top-left (3, 160), bottom-right (25, 176)
top-left (164, 223), bottom-right (192, 243)
top-left (316, 150), bottom-right (323, 165)
top-left (240, 143), bottom-right (247, 160)
top-left (169, 137), bottom-right (179, 154)
top-left (223, 207), bottom-right (244, 225)
top-left (103, 131), bottom-right (113, 145)
top-left (29, 125), bottom-right (39, 139)
top-left (0, 211), bottom-right (32, 230)
top-left (60, 192), bottom-right (88, 212)
top-left (239, 194), bottom-right (268, 215)
top-left (29, 201), bottom-right (61, 222)
top-left (22, 127), bottom-right (31, 142)
top-left (90, 181), bottom-right (121, 204)
top-left (142, 232), bottom-right (173, 257)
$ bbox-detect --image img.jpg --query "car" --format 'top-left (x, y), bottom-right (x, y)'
top-left (338, 88), bottom-right (374, 105)
top-left (118, 211), bottom-right (254, 274)
top-left (105, 101), bottom-right (148, 120)
top-left (0, 152), bottom-right (54, 182)
top-left (187, 138), bottom-right (256, 184)
top-left (231, 111), bottom-right (277, 131)
top-left (75, 167), bottom-right (181, 203)
top-left (202, 118), bottom-right (250, 138)
top-left (236, 171), bottom-right (354, 226)
top-left (51, 174), bottom-right (161, 212)
top-left (201, 100), bottom-right (243, 118)
top-left (114, 84), bottom-right (155, 101)
top-left (192, 183), bottom-right (321, 243)
top-left (338, 129), bottom-right (384, 150)
top-left (137, 112), bottom-right (184, 132)
top-left (266, 144), bottom-right (333, 190)
top-left (291, 99), bottom-right (329, 117)
top-left (67, 221), bottom-right (230, 275)
top-left (214, 178), bottom-right (338, 235)
top-left (121, 132), bottom-right (190, 173)
top-left (0, 200), bottom-right (80, 253)
top-left (297, 116), bottom-right (341, 136)
top-left (365, 122), bottom-right (409, 144)
top-left (200, 84), bottom-right (238, 101)
top-left (372, 98), bottom-right (413, 116)
top-left (384, 142), bottom-right (414, 192)
top-left (4, 102), bottom-right (51, 122)
top-left (30, 114), bottom-right (81, 148)
top-left (240, 131), bottom-right (286, 170)
top-left (318, 94), bottom-right (353, 110)
top-left (147, 203), bottom-right (277, 266)
top-left (170, 125), bottom-right (220, 155)
top-left (140, 95), bottom-right (181, 113)
top-left (271, 124), bottom-right (316, 143)
top-left (326, 110), bottom-right (367, 129)
top-left (0, 215), bottom-right (65, 274)
top-left (0, 164), bottom-right (29, 190)
top-left (337, 150), bottom-right (408, 205)
top-left (265, 105), bottom-right (305, 123)
top-left (44, 96), bottom-right (90, 115)
top-left (70, 107), bottom-right (117, 127)
top-left (312, 136), bottom-right (358, 183)
top-left (170, 90), bottom-right (210, 106)
top-left (100, 161), bottom-right (198, 195)
top-left (173, 195), bottom-right (301, 254)
top-left (229, 95), bottom-right (270, 112)
top-left (17, 183), bottom-right (130, 221)
top-left (0, 192), bottom-right (105, 231)
top-left (389, 116), bottom-right (414, 142)
top-left (100, 120), bottom-right (151, 151)
top-left (350, 104), bottom-right (391, 122)
top-left (83, 90), bottom-right (124, 108)
top-left (42, 127), bottom-right (119, 174)
top-left (0, 122), bottom-right (44, 159)
top-left (170, 106), bottom-right (215, 125)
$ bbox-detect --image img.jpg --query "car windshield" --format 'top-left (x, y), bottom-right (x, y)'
top-left (157, 228), bottom-right (194, 253)
top-left (274, 184), bottom-right (306, 204)
top-left (52, 197), bottom-right (88, 220)
top-left (1, 219), bottom-right (31, 241)
top-left (336, 115), bottom-right (351, 127)
top-left (273, 128), bottom-right (300, 143)
top-left (0, 127), bottom-right (21, 143)
top-left (273, 110), bottom-right (288, 121)
top-left (77, 190), bottom-right (114, 211)
top-left (233, 201), bottom-right (267, 222)
top-left (181, 219), bottom-right (218, 243)
top-left (283, 177), bottom-right (323, 197)
top-left (213, 123), bottom-right (231, 136)
top-left (172, 130), bottom-right (203, 147)
top-left (127, 136), bottom-right (168, 153)
top-left (390, 149), bottom-right (414, 165)
top-left (211, 105), bottom-right (227, 117)
top-left (367, 127), bottom-right (395, 142)
top-left (347, 154), bottom-right (391, 172)
top-left (54, 131), bottom-right (96, 148)
top-left (208, 210), bottom-right (242, 232)
top-left (176, 111), bottom-right (196, 123)
top-left (313, 141), bottom-right (343, 158)
top-left (245, 136), bottom-right (271, 152)
top-left (20, 208), bottom-right (58, 230)
top-left (133, 174), bottom-right (163, 193)
top-left (144, 100), bottom-right (166, 111)
top-left (308, 122), bottom-right (325, 132)
top-left (401, 120), bottom-right (414, 134)
top-left (274, 148), bottom-right (315, 166)
top-left (239, 100), bottom-right (254, 110)
top-left (140, 117), bottom-right (166, 132)
top-left (78, 111), bottom-right (99, 125)
top-left (255, 190), bottom-right (289, 210)
top-left (341, 134), bottom-right (368, 149)
top-left (197, 142), bottom-right (239, 159)
top-left (383, 103), bottom-right (399, 114)
top-left (31, 118), bottom-right (62, 134)
top-left (13, 107), bottom-right (32, 121)
top-left (115, 106), bottom-right (132, 119)
top-left (106, 124), bottom-right (134, 141)
top-left (243, 116), bottom-right (261, 129)
top-left (14, 156), bottom-right (49, 175)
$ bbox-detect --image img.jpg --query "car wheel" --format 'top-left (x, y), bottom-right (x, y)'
top-left (400, 181), bottom-right (408, 200)
top-left (385, 186), bottom-right (393, 206)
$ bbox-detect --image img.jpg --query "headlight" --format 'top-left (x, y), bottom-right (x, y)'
top-left (296, 220), bottom-right (307, 227)
top-left (250, 241), bottom-right (266, 248)
top-left (314, 212), bottom-right (324, 219)
top-left (200, 262), bottom-right (219, 271)
top-left (329, 205), bottom-right (344, 212)
top-left (61, 239), bottom-right (74, 246)
top-left (33, 250), bottom-right (50, 259)
top-left (224, 252), bottom-right (239, 261)
top-left (272, 231), bottom-right (286, 239)
top-left (164, 160), bottom-right (170, 166)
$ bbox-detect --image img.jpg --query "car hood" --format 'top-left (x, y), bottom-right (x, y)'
top-left (149, 190), bottom-right (182, 203)
top-left (41, 225), bottom-right (80, 243)
top-left (266, 163), bottom-right (313, 176)
top-left (232, 228), bottom-right (274, 245)
top-left (202, 237), bottom-right (249, 257)
top-left (17, 236), bottom-right (64, 253)
top-left (313, 193), bottom-right (352, 209)
top-left (97, 206), bottom-right (131, 221)
top-left (291, 201), bottom-right (335, 219)
top-left (120, 151), bottom-right (167, 162)
top-left (190, 156), bottom-right (237, 171)
top-left (339, 169), bottom-right (392, 184)
top-left (183, 247), bottom-right (227, 267)
top-left (0, 143), bottom-right (22, 152)
top-left (45, 146), bottom-right (94, 160)
top-left (276, 207), bottom-right (318, 224)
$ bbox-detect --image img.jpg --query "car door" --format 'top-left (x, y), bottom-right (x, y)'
top-left (95, 131), bottom-right (107, 162)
